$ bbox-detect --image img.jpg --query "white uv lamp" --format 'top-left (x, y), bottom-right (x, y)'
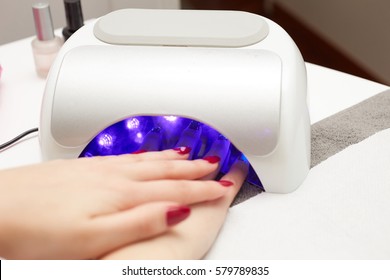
top-left (40, 9), bottom-right (310, 193)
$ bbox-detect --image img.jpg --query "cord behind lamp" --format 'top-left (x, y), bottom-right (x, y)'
top-left (62, 0), bottom-right (84, 41)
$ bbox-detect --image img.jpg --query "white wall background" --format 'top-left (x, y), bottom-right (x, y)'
top-left (0, 0), bottom-right (180, 44)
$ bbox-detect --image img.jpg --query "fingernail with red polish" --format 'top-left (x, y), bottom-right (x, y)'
top-left (219, 180), bottom-right (234, 187)
top-left (203, 155), bottom-right (221, 164)
top-left (166, 206), bottom-right (191, 226)
top-left (131, 149), bottom-right (147, 154)
top-left (173, 146), bottom-right (192, 155)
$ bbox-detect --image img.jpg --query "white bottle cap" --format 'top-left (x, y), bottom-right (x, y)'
top-left (32, 2), bottom-right (55, 41)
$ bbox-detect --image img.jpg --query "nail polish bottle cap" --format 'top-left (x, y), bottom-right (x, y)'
top-left (32, 2), bottom-right (55, 41)
top-left (64, 0), bottom-right (84, 32)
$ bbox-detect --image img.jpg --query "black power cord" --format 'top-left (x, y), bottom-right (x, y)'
top-left (0, 128), bottom-right (39, 151)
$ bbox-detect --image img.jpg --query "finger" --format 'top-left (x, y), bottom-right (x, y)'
top-left (101, 159), bottom-right (250, 260)
top-left (126, 179), bottom-right (233, 206)
top-left (174, 121), bottom-right (202, 159)
top-left (114, 147), bottom-right (192, 163)
top-left (120, 157), bottom-right (219, 181)
top-left (218, 156), bottom-right (250, 203)
top-left (90, 202), bottom-right (191, 258)
top-left (200, 135), bottom-right (231, 180)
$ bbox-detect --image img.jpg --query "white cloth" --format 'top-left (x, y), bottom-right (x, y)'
top-left (206, 129), bottom-right (390, 259)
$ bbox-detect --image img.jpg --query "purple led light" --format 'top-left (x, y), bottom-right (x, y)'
top-left (79, 115), bottom-right (263, 189)
top-left (135, 132), bottom-right (143, 143)
top-left (163, 115), bottom-right (178, 122)
top-left (97, 133), bottom-right (113, 148)
top-left (126, 117), bottom-right (140, 129)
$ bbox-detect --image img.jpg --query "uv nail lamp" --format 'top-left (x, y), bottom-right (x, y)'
top-left (39, 9), bottom-right (310, 193)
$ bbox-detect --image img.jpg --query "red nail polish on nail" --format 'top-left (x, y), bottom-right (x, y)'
top-left (131, 149), bottom-right (147, 154)
top-left (219, 180), bottom-right (234, 187)
top-left (173, 146), bottom-right (192, 155)
top-left (166, 206), bottom-right (191, 226)
top-left (203, 155), bottom-right (221, 164)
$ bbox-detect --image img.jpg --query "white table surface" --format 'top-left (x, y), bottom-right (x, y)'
top-left (1, 35), bottom-right (389, 259)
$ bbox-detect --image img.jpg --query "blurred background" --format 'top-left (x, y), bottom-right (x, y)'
top-left (1, 0), bottom-right (389, 85)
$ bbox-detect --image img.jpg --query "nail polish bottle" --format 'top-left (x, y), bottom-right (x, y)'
top-left (62, 0), bottom-right (84, 41)
top-left (31, 2), bottom-right (64, 78)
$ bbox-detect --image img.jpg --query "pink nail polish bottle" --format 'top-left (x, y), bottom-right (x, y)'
top-left (31, 3), bottom-right (63, 78)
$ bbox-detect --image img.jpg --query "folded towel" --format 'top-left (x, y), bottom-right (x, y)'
top-left (311, 89), bottom-right (390, 167)
top-left (206, 128), bottom-right (390, 259)
top-left (233, 89), bottom-right (390, 205)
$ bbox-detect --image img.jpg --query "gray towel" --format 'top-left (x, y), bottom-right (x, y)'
top-left (311, 89), bottom-right (390, 167)
top-left (233, 89), bottom-right (390, 205)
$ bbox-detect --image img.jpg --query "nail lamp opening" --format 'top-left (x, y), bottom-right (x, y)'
top-left (39, 9), bottom-right (310, 193)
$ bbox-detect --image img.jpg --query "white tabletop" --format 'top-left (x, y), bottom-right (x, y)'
top-left (1, 35), bottom-right (389, 259)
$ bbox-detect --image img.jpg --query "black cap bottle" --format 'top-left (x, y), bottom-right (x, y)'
top-left (62, 0), bottom-right (84, 41)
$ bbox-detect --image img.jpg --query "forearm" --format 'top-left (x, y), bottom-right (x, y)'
top-left (0, 171), bottom-right (14, 257)
top-left (0, 171), bottom-right (10, 255)
top-left (0, 172), bottom-right (27, 259)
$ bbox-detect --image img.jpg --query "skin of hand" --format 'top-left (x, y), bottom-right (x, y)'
top-left (102, 157), bottom-right (249, 260)
top-left (0, 148), bottom-right (233, 260)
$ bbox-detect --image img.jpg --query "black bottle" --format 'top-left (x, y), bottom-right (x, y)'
top-left (62, 0), bottom-right (84, 41)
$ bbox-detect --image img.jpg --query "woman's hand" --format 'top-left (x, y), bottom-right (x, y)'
top-left (102, 155), bottom-right (250, 260)
top-left (0, 148), bottom-right (231, 260)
